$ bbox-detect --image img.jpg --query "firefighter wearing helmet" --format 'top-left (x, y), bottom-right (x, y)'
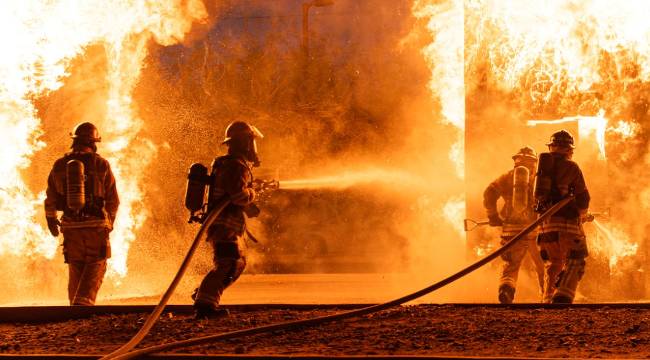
top-left (483, 146), bottom-right (545, 303)
top-left (192, 121), bottom-right (263, 319)
top-left (44, 122), bottom-right (119, 305)
top-left (534, 129), bottom-right (590, 303)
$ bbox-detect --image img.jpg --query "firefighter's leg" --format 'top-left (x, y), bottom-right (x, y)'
top-left (526, 237), bottom-right (546, 299)
top-left (194, 258), bottom-right (246, 308)
top-left (194, 239), bottom-right (246, 310)
top-left (71, 228), bottom-right (110, 305)
top-left (537, 232), bottom-right (566, 303)
top-left (551, 233), bottom-right (588, 304)
top-left (498, 236), bottom-right (527, 303)
top-left (72, 260), bottom-right (107, 305)
top-left (67, 262), bottom-right (84, 305)
top-left (62, 229), bottom-right (86, 305)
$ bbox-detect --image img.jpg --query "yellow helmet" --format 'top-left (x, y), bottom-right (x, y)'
top-left (222, 121), bottom-right (263, 144)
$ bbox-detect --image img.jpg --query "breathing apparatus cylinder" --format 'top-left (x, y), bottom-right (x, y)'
top-left (185, 163), bottom-right (209, 213)
top-left (66, 159), bottom-right (86, 212)
top-left (512, 166), bottom-right (529, 216)
top-left (533, 152), bottom-right (554, 212)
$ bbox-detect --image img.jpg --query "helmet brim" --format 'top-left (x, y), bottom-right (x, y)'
top-left (512, 154), bottom-right (538, 162)
top-left (546, 141), bottom-right (574, 149)
top-left (222, 125), bottom-right (264, 144)
top-left (250, 125), bottom-right (264, 139)
top-left (70, 134), bottom-right (102, 142)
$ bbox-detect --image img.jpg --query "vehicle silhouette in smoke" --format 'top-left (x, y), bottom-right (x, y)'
top-left (247, 185), bottom-right (410, 274)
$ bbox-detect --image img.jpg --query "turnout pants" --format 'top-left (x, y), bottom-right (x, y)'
top-left (62, 227), bottom-right (110, 306)
top-left (537, 231), bottom-right (588, 303)
top-left (499, 235), bottom-right (545, 298)
top-left (194, 225), bottom-right (246, 309)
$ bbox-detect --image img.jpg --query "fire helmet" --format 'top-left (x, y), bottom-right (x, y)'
top-left (546, 130), bottom-right (574, 149)
top-left (70, 122), bottom-right (101, 143)
top-left (222, 121), bottom-right (263, 166)
top-left (512, 146), bottom-right (537, 163)
top-left (222, 121), bottom-right (263, 144)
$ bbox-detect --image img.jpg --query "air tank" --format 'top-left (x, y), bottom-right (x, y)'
top-left (185, 163), bottom-right (209, 213)
top-left (533, 152), bottom-right (554, 202)
top-left (66, 159), bottom-right (86, 212)
top-left (512, 166), bottom-right (529, 215)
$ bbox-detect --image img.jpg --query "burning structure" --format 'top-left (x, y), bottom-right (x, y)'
top-left (0, 0), bottom-right (649, 307)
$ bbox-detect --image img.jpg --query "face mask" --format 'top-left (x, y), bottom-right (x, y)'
top-left (250, 138), bottom-right (261, 167)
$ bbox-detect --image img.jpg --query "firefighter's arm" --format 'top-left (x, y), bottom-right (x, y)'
top-left (43, 167), bottom-right (61, 237)
top-left (573, 167), bottom-right (590, 216)
top-left (222, 161), bottom-right (256, 207)
top-left (104, 162), bottom-right (120, 224)
top-left (483, 176), bottom-right (503, 226)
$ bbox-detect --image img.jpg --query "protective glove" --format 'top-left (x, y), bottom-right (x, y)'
top-left (46, 217), bottom-right (61, 237)
top-left (488, 213), bottom-right (503, 227)
top-left (581, 213), bottom-right (595, 223)
top-left (244, 203), bottom-right (261, 218)
top-left (108, 213), bottom-right (117, 232)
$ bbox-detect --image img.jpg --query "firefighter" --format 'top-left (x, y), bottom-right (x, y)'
top-left (44, 122), bottom-right (119, 306)
top-left (193, 121), bottom-right (263, 319)
top-left (484, 146), bottom-right (545, 304)
top-left (535, 130), bottom-right (590, 304)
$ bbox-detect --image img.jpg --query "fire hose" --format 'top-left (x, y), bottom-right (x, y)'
top-left (100, 199), bottom-right (230, 360)
top-left (102, 196), bottom-right (574, 360)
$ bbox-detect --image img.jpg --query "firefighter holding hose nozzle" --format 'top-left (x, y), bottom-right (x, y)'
top-left (44, 122), bottom-right (119, 306)
top-left (535, 130), bottom-right (590, 304)
top-left (484, 146), bottom-right (545, 304)
top-left (190, 121), bottom-right (263, 319)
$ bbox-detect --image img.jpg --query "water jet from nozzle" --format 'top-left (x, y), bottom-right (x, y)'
top-left (592, 219), bottom-right (638, 269)
top-left (278, 168), bottom-right (425, 191)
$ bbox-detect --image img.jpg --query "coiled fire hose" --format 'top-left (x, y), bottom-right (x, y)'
top-left (101, 199), bottom-right (230, 360)
top-left (104, 196), bottom-right (573, 360)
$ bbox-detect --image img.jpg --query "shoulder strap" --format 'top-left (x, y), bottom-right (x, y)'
top-left (87, 153), bottom-right (98, 201)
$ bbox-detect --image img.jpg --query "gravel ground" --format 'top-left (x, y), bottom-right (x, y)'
top-left (2, 305), bottom-right (650, 358)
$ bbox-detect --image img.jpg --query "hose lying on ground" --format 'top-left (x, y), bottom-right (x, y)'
top-left (109, 196), bottom-right (574, 360)
top-left (101, 200), bottom-right (230, 360)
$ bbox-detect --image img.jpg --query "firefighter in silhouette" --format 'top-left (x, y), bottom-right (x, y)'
top-left (484, 146), bottom-right (545, 303)
top-left (193, 121), bottom-right (263, 319)
top-left (535, 130), bottom-right (590, 303)
top-left (44, 122), bottom-right (119, 305)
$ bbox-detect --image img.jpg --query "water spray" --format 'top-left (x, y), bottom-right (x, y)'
top-left (591, 218), bottom-right (638, 269)
top-left (270, 168), bottom-right (426, 191)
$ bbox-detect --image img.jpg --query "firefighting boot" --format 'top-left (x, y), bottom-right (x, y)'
top-left (498, 284), bottom-right (516, 304)
top-left (194, 303), bottom-right (230, 320)
top-left (551, 294), bottom-right (573, 304)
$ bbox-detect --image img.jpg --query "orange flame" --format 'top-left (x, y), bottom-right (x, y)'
top-left (527, 110), bottom-right (608, 159)
top-left (467, 0), bottom-right (650, 101)
top-left (413, 0), bottom-right (467, 243)
top-left (443, 197), bottom-right (466, 242)
top-left (0, 1), bottom-right (207, 278)
top-left (466, 0), bottom-right (648, 272)
top-left (413, 0), bottom-right (465, 180)
top-left (527, 110), bottom-right (638, 160)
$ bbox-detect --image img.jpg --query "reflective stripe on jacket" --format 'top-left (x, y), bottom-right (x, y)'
top-left (44, 150), bottom-right (119, 229)
top-left (208, 154), bottom-right (256, 235)
top-left (540, 153), bottom-right (590, 234)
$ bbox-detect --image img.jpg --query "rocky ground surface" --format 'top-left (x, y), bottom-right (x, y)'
top-left (2, 305), bottom-right (650, 358)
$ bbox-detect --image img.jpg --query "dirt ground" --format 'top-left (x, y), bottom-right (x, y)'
top-left (2, 305), bottom-right (650, 358)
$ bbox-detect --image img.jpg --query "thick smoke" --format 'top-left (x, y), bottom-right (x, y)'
top-left (120, 0), bottom-right (481, 302)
